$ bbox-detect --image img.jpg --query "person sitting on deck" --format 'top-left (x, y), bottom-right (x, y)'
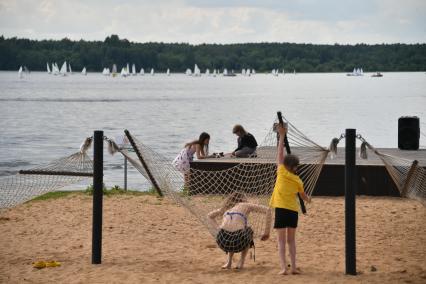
top-left (208, 192), bottom-right (272, 269)
top-left (231, 124), bottom-right (258, 157)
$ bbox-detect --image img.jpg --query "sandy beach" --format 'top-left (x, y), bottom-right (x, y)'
top-left (0, 193), bottom-right (425, 283)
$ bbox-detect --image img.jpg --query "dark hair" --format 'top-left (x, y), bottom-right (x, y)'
top-left (221, 191), bottom-right (247, 212)
top-left (185, 132), bottom-right (210, 155)
top-left (284, 154), bottom-right (299, 170)
top-left (232, 124), bottom-right (247, 136)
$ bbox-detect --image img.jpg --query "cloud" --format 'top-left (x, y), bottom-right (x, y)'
top-left (0, 0), bottom-right (424, 44)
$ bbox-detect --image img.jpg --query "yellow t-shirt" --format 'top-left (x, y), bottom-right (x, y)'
top-left (269, 164), bottom-right (304, 212)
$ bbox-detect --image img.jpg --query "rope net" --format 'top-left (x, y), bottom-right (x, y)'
top-left (0, 150), bottom-right (93, 210)
top-left (358, 136), bottom-right (426, 205)
top-left (114, 116), bottom-right (331, 248)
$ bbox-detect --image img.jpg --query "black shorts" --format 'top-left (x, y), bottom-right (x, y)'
top-left (274, 208), bottom-right (298, 228)
top-left (216, 227), bottom-right (254, 253)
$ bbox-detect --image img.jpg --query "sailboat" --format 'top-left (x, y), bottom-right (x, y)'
top-left (52, 63), bottom-right (59, 75)
top-left (59, 61), bottom-right (67, 76)
top-left (112, 64), bottom-right (117, 77)
top-left (185, 68), bottom-right (192, 76)
top-left (166, 68), bottom-right (170, 76)
top-left (120, 67), bottom-right (128, 77)
top-left (18, 66), bottom-right (23, 79)
top-left (223, 68), bottom-right (228, 76)
top-left (246, 69), bottom-right (251, 76)
top-left (212, 69), bottom-right (217, 77)
top-left (150, 68), bottom-right (154, 76)
top-left (140, 68), bottom-right (144, 75)
top-left (193, 64), bottom-right (201, 76)
top-left (242, 69), bottom-right (246, 76)
top-left (68, 63), bottom-right (73, 74)
top-left (205, 69), bottom-right (210, 76)
top-left (347, 67), bottom-right (363, 76)
top-left (47, 63), bottom-right (51, 74)
top-left (132, 64), bottom-right (136, 76)
top-left (252, 69), bottom-right (256, 75)
top-left (81, 67), bottom-right (87, 76)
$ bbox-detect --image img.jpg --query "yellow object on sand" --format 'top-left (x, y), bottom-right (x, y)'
top-left (32, 260), bottom-right (61, 269)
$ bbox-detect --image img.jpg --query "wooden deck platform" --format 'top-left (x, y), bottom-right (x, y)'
top-left (191, 148), bottom-right (426, 196)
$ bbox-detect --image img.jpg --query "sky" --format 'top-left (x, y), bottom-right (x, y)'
top-left (0, 0), bottom-right (425, 44)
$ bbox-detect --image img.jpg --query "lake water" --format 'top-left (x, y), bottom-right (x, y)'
top-left (0, 71), bottom-right (425, 190)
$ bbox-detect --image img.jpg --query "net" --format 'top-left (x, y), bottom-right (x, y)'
top-left (358, 135), bottom-right (426, 205)
top-left (113, 115), bottom-right (331, 249)
top-left (0, 147), bottom-right (93, 210)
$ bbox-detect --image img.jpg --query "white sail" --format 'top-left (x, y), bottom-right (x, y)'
top-left (127, 63), bottom-right (130, 75)
top-left (81, 67), bottom-right (87, 75)
top-left (150, 68), bottom-right (154, 75)
top-left (246, 69), bottom-right (251, 76)
top-left (132, 64), bottom-right (136, 75)
top-left (52, 63), bottom-right (59, 75)
top-left (140, 68), bottom-right (144, 75)
top-left (186, 68), bottom-right (192, 76)
top-left (47, 63), bottom-right (51, 74)
top-left (18, 66), bottom-right (23, 79)
top-left (60, 61), bottom-right (67, 76)
top-left (223, 68), bottom-right (228, 76)
top-left (252, 69), bottom-right (255, 75)
top-left (194, 64), bottom-right (201, 76)
top-left (120, 67), bottom-right (127, 77)
top-left (166, 68), bottom-right (170, 76)
top-left (205, 69), bottom-right (210, 76)
top-left (68, 63), bottom-right (72, 74)
top-left (242, 69), bottom-right (246, 76)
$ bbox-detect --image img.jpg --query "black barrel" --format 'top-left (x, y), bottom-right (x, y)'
top-left (398, 116), bottom-right (420, 150)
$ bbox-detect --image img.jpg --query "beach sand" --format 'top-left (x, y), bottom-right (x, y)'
top-left (0, 194), bottom-right (425, 283)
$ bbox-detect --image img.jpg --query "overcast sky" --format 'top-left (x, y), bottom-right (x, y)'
top-left (0, 0), bottom-right (425, 44)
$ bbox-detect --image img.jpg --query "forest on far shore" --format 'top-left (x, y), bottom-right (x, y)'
top-left (0, 35), bottom-right (425, 72)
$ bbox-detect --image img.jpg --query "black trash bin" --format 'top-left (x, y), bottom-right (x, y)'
top-left (398, 116), bottom-right (420, 150)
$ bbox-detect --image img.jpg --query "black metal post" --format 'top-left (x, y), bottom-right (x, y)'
top-left (124, 156), bottom-right (128, 191)
top-left (345, 129), bottom-right (356, 275)
top-left (92, 130), bottom-right (103, 264)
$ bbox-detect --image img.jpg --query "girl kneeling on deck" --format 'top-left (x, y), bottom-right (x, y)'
top-left (208, 192), bottom-right (272, 269)
top-left (270, 124), bottom-right (311, 275)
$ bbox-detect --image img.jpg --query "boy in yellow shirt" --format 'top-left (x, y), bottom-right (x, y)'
top-left (270, 124), bottom-right (311, 275)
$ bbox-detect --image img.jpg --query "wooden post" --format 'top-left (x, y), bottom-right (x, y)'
top-left (124, 130), bottom-right (163, 197)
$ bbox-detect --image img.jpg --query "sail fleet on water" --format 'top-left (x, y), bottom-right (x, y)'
top-left (38, 62), bottom-right (263, 77)
top-left (18, 61), bottom-right (372, 78)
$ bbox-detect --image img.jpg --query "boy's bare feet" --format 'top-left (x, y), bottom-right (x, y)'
top-left (291, 268), bottom-right (302, 275)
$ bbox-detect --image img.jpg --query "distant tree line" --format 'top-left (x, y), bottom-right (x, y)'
top-left (0, 34), bottom-right (425, 72)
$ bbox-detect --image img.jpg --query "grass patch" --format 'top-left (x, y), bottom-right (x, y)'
top-left (29, 186), bottom-right (159, 202)
top-left (30, 191), bottom-right (78, 201)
